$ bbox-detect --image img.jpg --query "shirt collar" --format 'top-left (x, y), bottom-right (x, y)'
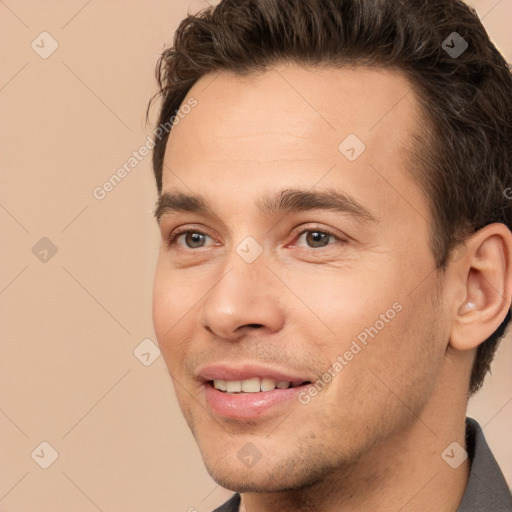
top-left (456, 417), bottom-right (512, 511)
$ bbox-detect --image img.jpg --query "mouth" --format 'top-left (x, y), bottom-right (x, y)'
top-left (203, 380), bottom-right (314, 420)
top-left (197, 363), bottom-right (316, 420)
top-left (209, 377), bottom-right (312, 393)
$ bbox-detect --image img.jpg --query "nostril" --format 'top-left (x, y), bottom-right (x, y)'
top-left (246, 324), bottom-right (263, 329)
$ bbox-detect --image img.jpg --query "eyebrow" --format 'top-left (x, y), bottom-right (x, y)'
top-left (154, 188), bottom-right (377, 224)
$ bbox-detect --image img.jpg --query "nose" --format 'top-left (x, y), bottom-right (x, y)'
top-left (200, 252), bottom-right (285, 341)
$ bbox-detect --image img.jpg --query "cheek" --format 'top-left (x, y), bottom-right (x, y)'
top-left (319, 298), bottom-right (443, 453)
top-left (152, 267), bottom-right (171, 341)
top-left (301, 265), bottom-right (442, 396)
top-left (286, 264), bottom-right (401, 345)
top-left (349, 285), bottom-right (445, 404)
top-left (152, 265), bottom-right (191, 371)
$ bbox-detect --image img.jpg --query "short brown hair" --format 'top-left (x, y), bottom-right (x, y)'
top-left (149, 0), bottom-right (512, 394)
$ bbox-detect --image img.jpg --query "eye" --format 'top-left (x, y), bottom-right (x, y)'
top-left (165, 226), bottom-right (345, 251)
top-left (166, 229), bottom-right (215, 249)
top-left (293, 227), bottom-right (344, 249)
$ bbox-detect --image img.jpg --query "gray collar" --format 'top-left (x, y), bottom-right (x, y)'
top-left (457, 417), bottom-right (512, 511)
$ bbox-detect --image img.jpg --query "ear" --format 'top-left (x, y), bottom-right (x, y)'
top-left (450, 223), bottom-right (512, 351)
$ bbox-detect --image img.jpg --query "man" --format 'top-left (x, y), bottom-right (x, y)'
top-left (149, 0), bottom-right (512, 510)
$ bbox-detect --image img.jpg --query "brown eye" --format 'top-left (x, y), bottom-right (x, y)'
top-left (167, 230), bottom-right (213, 249)
top-left (304, 231), bottom-right (331, 248)
top-left (294, 229), bottom-right (340, 249)
top-left (183, 232), bottom-right (207, 248)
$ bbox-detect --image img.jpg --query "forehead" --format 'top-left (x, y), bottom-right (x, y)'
top-left (160, 64), bottom-right (429, 226)
top-left (164, 64), bottom-right (419, 165)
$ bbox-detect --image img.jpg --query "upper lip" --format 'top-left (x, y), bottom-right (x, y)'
top-left (197, 362), bottom-right (314, 385)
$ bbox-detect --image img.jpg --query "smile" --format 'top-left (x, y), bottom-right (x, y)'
top-left (212, 377), bottom-right (310, 393)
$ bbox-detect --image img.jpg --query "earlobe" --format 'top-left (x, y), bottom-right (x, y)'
top-left (449, 223), bottom-right (512, 352)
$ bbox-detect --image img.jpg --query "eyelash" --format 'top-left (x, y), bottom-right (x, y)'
top-left (165, 225), bottom-right (345, 250)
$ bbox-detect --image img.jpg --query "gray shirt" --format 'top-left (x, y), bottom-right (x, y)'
top-left (457, 417), bottom-right (512, 511)
top-left (212, 417), bottom-right (512, 511)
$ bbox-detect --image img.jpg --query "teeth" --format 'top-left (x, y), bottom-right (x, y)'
top-left (212, 378), bottom-right (295, 393)
top-left (226, 380), bottom-right (242, 393)
top-left (261, 378), bottom-right (276, 392)
top-left (213, 379), bottom-right (227, 391)
top-left (241, 377), bottom-right (260, 392)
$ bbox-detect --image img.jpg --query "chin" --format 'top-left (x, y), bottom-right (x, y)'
top-left (204, 466), bottom-right (300, 493)
top-left (200, 448), bottom-right (343, 494)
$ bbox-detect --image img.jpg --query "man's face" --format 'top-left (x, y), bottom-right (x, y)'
top-left (152, 65), bottom-right (451, 491)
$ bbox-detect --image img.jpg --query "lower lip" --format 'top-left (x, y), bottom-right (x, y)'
top-left (204, 382), bottom-right (308, 420)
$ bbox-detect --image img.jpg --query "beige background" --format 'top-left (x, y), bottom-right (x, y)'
top-left (1, 1), bottom-right (511, 510)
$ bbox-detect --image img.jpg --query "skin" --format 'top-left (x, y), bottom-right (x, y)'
top-left (152, 64), bottom-right (512, 512)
